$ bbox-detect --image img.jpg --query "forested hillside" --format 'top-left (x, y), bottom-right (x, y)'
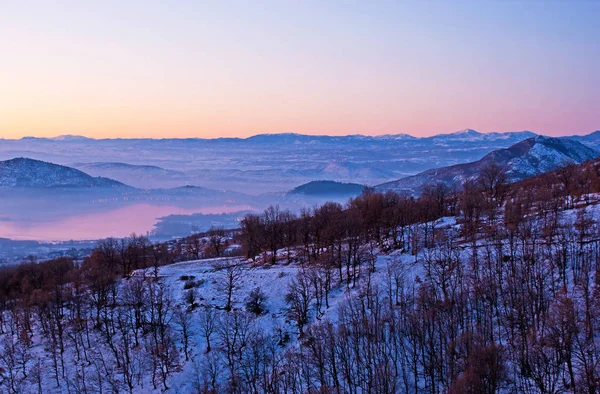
top-left (1, 160), bottom-right (600, 393)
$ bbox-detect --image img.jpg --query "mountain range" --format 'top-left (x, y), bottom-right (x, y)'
top-left (0, 129), bottom-right (550, 193)
top-left (377, 136), bottom-right (599, 195)
top-left (1, 130), bottom-right (599, 243)
top-left (8, 129), bottom-right (536, 144)
top-left (1, 130), bottom-right (599, 197)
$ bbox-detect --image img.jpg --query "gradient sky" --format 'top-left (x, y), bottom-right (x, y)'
top-left (1, 1), bottom-right (598, 139)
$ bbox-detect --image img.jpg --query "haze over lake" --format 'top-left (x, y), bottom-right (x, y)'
top-left (0, 203), bottom-right (253, 241)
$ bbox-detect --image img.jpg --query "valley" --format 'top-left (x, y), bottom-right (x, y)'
top-left (3, 2), bottom-right (598, 392)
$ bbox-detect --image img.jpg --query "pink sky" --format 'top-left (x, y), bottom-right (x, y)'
top-left (0, 1), bottom-right (598, 139)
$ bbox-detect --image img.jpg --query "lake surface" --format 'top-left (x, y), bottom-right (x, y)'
top-left (0, 203), bottom-right (252, 241)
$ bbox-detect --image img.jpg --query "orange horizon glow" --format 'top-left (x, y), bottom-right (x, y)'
top-left (1, 112), bottom-right (597, 140)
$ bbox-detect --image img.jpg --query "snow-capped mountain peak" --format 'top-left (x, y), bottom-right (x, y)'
top-left (377, 136), bottom-right (599, 195)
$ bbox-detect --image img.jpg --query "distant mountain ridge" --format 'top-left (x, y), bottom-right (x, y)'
top-left (71, 162), bottom-right (188, 189)
top-left (423, 129), bottom-right (537, 142)
top-left (0, 158), bottom-right (126, 188)
top-left (377, 136), bottom-right (600, 195)
top-left (566, 130), bottom-right (600, 149)
top-left (72, 162), bottom-right (181, 172)
top-left (2, 129), bottom-right (599, 194)
top-left (5, 129), bottom-right (539, 143)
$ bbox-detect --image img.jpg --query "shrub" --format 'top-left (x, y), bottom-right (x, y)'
top-left (183, 280), bottom-right (196, 289)
top-left (184, 289), bottom-right (197, 309)
top-left (245, 287), bottom-right (267, 315)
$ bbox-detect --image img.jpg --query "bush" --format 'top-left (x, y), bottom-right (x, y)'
top-left (183, 280), bottom-right (196, 289)
top-left (184, 289), bottom-right (197, 308)
top-left (245, 287), bottom-right (267, 315)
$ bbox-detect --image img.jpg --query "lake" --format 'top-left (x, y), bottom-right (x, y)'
top-left (0, 203), bottom-right (252, 241)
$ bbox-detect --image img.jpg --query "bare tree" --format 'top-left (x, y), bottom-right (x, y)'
top-left (285, 271), bottom-right (314, 336)
top-left (208, 227), bottom-right (228, 258)
top-left (218, 310), bottom-right (255, 390)
top-left (174, 306), bottom-right (193, 361)
top-left (478, 161), bottom-right (508, 207)
top-left (215, 261), bottom-right (244, 312)
top-left (186, 234), bottom-right (205, 260)
top-left (198, 307), bottom-right (218, 353)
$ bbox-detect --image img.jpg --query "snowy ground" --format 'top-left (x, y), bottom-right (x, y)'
top-left (132, 252), bottom-right (416, 393)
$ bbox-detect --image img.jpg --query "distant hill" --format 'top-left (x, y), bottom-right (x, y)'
top-left (154, 185), bottom-right (251, 200)
top-left (72, 162), bottom-right (184, 175)
top-left (0, 158), bottom-right (258, 207)
top-left (289, 181), bottom-right (365, 197)
top-left (0, 158), bottom-right (126, 188)
top-left (567, 130), bottom-right (600, 149)
top-left (377, 136), bottom-right (600, 195)
top-left (71, 162), bottom-right (188, 189)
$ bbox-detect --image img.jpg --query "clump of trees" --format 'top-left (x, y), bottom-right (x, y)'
top-left (181, 226), bottom-right (236, 260)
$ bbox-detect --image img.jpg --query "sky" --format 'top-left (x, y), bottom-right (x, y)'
top-left (0, 1), bottom-right (598, 139)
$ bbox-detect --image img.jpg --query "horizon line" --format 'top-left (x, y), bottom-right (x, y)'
top-left (4, 128), bottom-right (599, 141)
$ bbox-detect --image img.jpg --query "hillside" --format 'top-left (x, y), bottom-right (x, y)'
top-left (377, 136), bottom-right (599, 195)
top-left (71, 162), bottom-right (188, 189)
top-left (3, 157), bottom-right (600, 392)
top-left (0, 158), bottom-right (126, 188)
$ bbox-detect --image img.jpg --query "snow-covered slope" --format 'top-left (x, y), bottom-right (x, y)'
top-left (0, 158), bottom-right (126, 188)
top-left (377, 136), bottom-right (599, 195)
top-left (130, 252), bottom-right (415, 393)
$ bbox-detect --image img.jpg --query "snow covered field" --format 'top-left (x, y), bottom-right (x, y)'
top-left (131, 252), bottom-right (415, 393)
